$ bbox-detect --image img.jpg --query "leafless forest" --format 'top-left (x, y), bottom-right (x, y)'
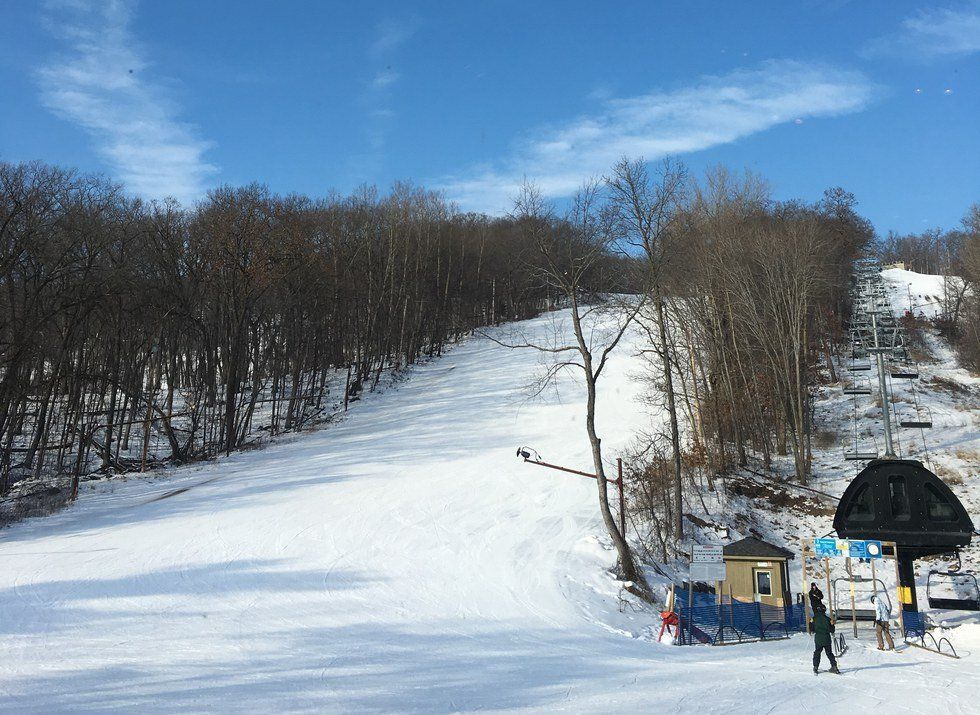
top-left (0, 161), bottom-right (626, 521)
top-left (1, 158), bottom-right (977, 542)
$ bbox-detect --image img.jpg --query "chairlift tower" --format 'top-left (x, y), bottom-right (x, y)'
top-left (870, 312), bottom-right (895, 457)
top-left (844, 260), bottom-right (924, 461)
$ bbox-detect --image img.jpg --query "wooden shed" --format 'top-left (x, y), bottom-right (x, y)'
top-left (722, 537), bottom-right (795, 607)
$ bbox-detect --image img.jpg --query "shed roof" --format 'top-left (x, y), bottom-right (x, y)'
top-left (723, 536), bottom-right (795, 560)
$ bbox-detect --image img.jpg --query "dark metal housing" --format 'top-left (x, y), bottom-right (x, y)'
top-left (833, 458), bottom-right (975, 613)
top-left (834, 459), bottom-right (974, 558)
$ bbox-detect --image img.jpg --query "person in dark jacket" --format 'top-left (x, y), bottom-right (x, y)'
top-left (808, 582), bottom-right (824, 611)
top-left (812, 604), bottom-right (840, 674)
top-left (807, 582), bottom-right (825, 634)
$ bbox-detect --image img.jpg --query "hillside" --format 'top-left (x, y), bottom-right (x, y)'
top-left (1, 298), bottom-right (979, 711)
top-left (678, 269), bottom-right (980, 621)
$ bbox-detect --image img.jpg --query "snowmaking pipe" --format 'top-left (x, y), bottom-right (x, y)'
top-left (516, 447), bottom-right (627, 539)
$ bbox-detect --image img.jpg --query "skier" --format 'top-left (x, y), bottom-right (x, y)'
top-left (812, 604), bottom-right (840, 674)
top-left (871, 594), bottom-right (895, 650)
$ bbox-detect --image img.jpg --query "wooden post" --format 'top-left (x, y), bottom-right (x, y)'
top-left (688, 568), bottom-right (694, 612)
top-left (892, 544), bottom-right (905, 635)
top-left (824, 558), bottom-right (832, 619)
top-left (687, 547), bottom-right (696, 645)
top-left (802, 540), bottom-right (811, 633)
top-left (729, 583), bottom-right (735, 634)
top-left (847, 556), bottom-right (858, 638)
top-left (716, 579), bottom-right (722, 630)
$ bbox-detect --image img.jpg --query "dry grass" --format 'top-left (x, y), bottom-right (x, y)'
top-left (725, 475), bottom-right (836, 517)
top-left (813, 428), bottom-right (838, 450)
top-left (954, 448), bottom-right (979, 464)
top-left (934, 463), bottom-right (964, 486)
top-left (927, 375), bottom-right (969, 395)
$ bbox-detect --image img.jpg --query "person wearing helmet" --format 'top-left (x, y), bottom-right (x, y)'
top-left (812, 603), bottom-right (840, 674)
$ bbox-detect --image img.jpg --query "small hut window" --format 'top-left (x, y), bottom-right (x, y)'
top-left (924, 483), bottom-right (956, 521)
top-left (888, 475), bottom-right (911, 520)
top-left (846, 483), bottom-right (874, 521)
top-left (755, 570), bottom-right (773, 596)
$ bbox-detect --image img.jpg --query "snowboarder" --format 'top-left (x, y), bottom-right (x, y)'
top-left (812, 604), bottom-right (840, 674)
top-left (871, 594), bottom-right (895, 650)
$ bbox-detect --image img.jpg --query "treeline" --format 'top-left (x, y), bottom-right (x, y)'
top-left (0, 160), bottom-right (591, 507)
top-left (501, 160), bottom-right (874, 571)
top-left (669, 176), bottom-right (872, 479)
top-left (952, 205), bottom-right (980, 371)
top-left (878, 206), bottom-right (980, 370)
top-left (878, 227), bottom-right (964, 275)
top-left (617, 166), bottom-right (873, 559)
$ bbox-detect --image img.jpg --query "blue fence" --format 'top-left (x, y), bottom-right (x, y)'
top-left (674, 594), bottom-right (806, 645)
top-left (673, 588), bottom-right (926, 646)
top-left (902, 610), bottom-right (925, 639)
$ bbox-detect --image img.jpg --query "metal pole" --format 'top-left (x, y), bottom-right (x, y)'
top-left (847, 557), bottom-right (858, 638)
top-left (524, 458), bottom-right (602, 480)
top-left (872, 312), bottom-right (894, 457)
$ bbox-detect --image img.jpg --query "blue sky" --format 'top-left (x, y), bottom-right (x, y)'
top-left (1, 1), bottom-right (978, 235)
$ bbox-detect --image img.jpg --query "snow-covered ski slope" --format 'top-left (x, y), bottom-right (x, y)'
top-left (2, 309), bottom-right (979, 713)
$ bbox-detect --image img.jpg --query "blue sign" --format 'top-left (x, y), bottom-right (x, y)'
top-left (813, 538), bottom-right (884, 559)
top-left (848, 541), bottom-right (868, 558)
top-left (814, 538), bottom-right (838, 557)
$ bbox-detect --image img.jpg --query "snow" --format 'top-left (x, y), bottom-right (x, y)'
top-left (881, 268), bottom-right (953, 320)
top-left (1, 306), bottom-right (979, 712)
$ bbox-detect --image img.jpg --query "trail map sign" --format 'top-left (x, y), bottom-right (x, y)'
top-left (690, 562), bottom-right (726, 582)
top-left (692, 545), bottom-right (723, 562)
top-left (690, 544), bottom-right (726, 582)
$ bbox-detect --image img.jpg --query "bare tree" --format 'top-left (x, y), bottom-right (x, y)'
top-left (499, 180), bottom-right (652, 596)
top-left (607, 157), bottom-right (686, 541)
top-left (0, 160), bottom-right (562, 517)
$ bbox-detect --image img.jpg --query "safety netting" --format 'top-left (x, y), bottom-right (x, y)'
top-left (673, 592), bottom-right (806, 645)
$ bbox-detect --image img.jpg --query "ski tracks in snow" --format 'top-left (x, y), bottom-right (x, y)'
top-left (1, 309), bottom-right (979, 711)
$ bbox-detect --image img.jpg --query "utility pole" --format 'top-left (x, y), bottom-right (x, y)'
top-left (871, 312), bottom-right (895, 457)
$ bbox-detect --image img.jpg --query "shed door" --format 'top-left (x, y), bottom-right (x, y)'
top-left (753, 568), bottom-right (773, 603)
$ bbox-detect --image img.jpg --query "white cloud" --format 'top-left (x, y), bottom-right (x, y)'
top-left (438, 60), bottom-right (877, 214)
top-left (353, 19), bottom-right (418, 179)
top-left (371, 69), bottom-right (401, 90)
top-left (37, 0), bottom-right (217, 204)
top-left (370, 18), bottom-right (419, 58)
top-left (863, 4), bottom-right (980, 60)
